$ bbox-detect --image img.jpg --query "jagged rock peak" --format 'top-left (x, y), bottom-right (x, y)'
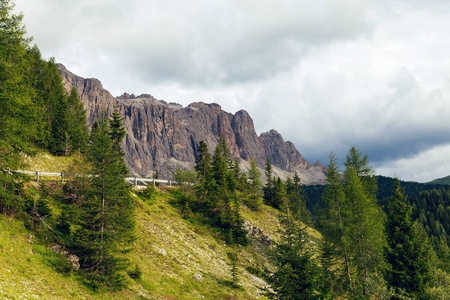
top-left (117, 93), bottom-right (156, 100)
top-left (188, 102), bottom-right (221, 111)
top-left (57, 64), bottom-right (327, 184)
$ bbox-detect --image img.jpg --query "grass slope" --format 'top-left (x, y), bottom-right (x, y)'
top-left (0, 185), bottom-right (287, 299)
top-left (2, 153), bottom-right (323, 299)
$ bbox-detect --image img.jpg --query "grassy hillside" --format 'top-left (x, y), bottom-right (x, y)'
top-left (2, 153), bottom-right (323, 299)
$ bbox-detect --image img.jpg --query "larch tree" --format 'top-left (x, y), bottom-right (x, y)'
top-left (318, 153), bottom-right (354, 295)
top-left (343, 147), bottom-right (385, 298)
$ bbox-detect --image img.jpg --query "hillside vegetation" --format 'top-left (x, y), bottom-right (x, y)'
top-left (2, 1), bottom-right (450, 299)
top-left (0, 172), bottom-right (285, 299)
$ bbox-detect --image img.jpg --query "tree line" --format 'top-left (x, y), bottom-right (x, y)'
top-left (1, 1), bottom-right (134, 290)
top-left (259, 148), bottom-right (438, 299)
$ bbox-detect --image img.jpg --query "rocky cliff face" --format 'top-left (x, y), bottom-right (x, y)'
top-left (58, 64), bottom-right (326, 184)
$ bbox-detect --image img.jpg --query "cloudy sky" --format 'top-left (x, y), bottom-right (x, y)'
top-left (14, 0), bottom-right (450, 182)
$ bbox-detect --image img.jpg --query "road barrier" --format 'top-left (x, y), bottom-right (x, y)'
top-left (12, 170), bottom-right (176, 186)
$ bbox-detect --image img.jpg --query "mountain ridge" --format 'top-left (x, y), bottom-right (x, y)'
top-left (58, 64), bottom-right (326, 185)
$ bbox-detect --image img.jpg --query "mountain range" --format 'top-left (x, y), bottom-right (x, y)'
top-left (58, 64), bottom-right (326, 185)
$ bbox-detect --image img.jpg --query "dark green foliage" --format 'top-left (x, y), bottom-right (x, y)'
top-left (73, 112), bottom-right (135, 290)
top-left (343, 148), bottom-right (385, 297)
top-left (227, 248), bottom-right (240, 288)
top-left (33, 244), bottom-right (74, 275)
top-left (190, 138), bottom-right (247, 246)
top-left (108, 104), bottom-right (126, 156)
top-left (263, 158), bottom-right (275, 207)
top-left (384, 179), bottom-right (434, 299)
top-left (272, 177), bottom-right (286, 210)
top-left (195, 141), bottom-right (212, 180)
top-left (316, 149), bottom-right (386, 298)
top-left (286, 172), bottom-right (310, 224)
top-left (128, 264), bottom-right (142, 280)
top-left (140, 184), bottom-right (157, 201)
top-left (266, 216), bottom-right (324, 299)
top-left (245, 158), bottom-right (263, 210)
top-left (0, 0), bottom-right (35, 214)
top-left (66, 87), bottom-right (89, 153)
top-left (55, 209), bottom-right (71, 235)
top-left (47, 60), bottom-right (70, 156)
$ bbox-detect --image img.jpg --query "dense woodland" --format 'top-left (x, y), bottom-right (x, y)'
top-left (2, 1), bottom-right (450, 298)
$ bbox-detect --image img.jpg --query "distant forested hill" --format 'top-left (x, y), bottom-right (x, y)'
top-left (304, 175), bottom-right (445, 215)
top-left (428, 175), bottom-right (450, 185)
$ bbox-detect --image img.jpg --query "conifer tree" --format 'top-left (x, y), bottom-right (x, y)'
top-left (384, 178), bottom-right (434, 299)
top-left (0, 0), bottom-right (36, 214)
top-left (263, 158), bottom-right (275, 207)
top-left (67, 87), bottom-right (89, 153)
top-left (247, 158), bottom-right (263, 210)
top-left (195, 141), bottom-right (212, 181)
top-left (273, 177), bottom-right (286, 210)
top-left (211, 140), bottom-right (229, 215)
top-left (74, 112), bottom-right (135, 289)
top-left (286, 171), bottom-right (310, 223)
top-left (108, 104), bottom-right (126, 156)
top-left (343, 148), bottom-right (384, 297)
top-left (267, 215), bottom-right (323, 299)
top-left (209, 138), bottom-right (247, 245)
top-left (194, 141), bottom-right (213, 210)
top-left (317, 153), bottom-right (354, 295)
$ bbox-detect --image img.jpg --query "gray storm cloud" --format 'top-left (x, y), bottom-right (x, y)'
top-left (15, 0), bottom-right (450, 182)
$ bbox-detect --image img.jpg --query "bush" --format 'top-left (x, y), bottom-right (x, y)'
top-left (140, 185), bottom-right (157, 200)
top-left (128, 264), bottom-right (142, 280)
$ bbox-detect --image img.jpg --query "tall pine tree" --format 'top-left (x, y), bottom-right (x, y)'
top-left (0, 0), bottom-right (36, 214)
top-left (74, 112), bottom-right (135, 289)
top-left (267, 215), bottom-right (324, 299)
top-left (384, 178), bottom-right (434, 299)
top-left (67, 87), bottom-right (89, 154)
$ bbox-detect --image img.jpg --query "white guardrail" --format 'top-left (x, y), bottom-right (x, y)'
top-left (13, 170), bottom-right (177, 186)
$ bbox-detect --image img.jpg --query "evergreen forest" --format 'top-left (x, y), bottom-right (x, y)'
top-left (2, 1), bottom-right (450, 298)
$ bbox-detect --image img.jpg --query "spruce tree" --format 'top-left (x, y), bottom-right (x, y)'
top-left (108, 104), bottom-right (126, 156)
top-left (209, 139), bottom-right (247, 245)
top-left (263, 158), bottom-right (275, 207)
top-left (287, 171), bottom-right (310, 224)
top-left (67, 87), bottom-right (89, 153)
top-left (194, 141), bottom-right (213, 210)
top-left (273, 177), bottom-right (286, 210)
top-left (74, 112), bottom-right (135, 289)
top-left (267, 215), bottom-right (323, 299)
top-left (0, 0), bottom-right (36, 214)
top-left (384, 178), bottom-right (434, 299)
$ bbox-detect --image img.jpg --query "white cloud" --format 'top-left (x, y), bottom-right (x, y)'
top-left (375, 143), bottom-right (450, 182)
